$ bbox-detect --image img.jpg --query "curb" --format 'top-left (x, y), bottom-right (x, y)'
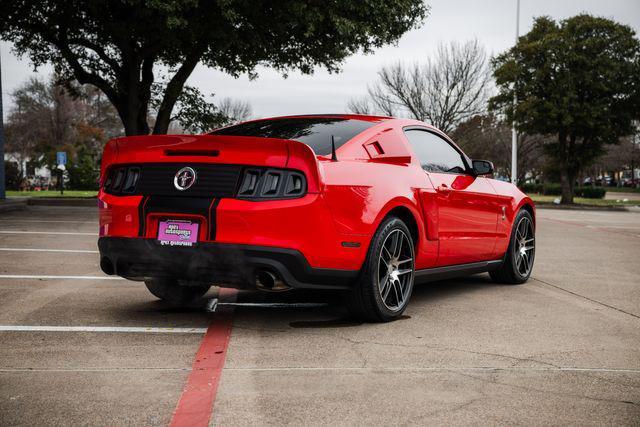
top-left (535, 203), bottom-right (631, 212)
top-left (0, 198), bottom-right (29, 213)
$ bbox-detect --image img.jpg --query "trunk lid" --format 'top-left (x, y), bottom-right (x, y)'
top-left (104, 134), bottom-right (322, 193)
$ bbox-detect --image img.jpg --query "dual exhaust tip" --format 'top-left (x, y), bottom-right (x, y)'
top-left (101, 256), bottom-right (290, 292)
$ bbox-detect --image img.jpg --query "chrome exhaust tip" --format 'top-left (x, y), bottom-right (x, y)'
top-left (255, 270), bottom-right (290, 292)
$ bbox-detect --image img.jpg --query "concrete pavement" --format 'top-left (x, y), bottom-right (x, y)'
top-left (0, 206), bottom-right (638, 425)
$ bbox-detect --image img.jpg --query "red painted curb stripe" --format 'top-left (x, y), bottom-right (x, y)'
top-left (169, 288), bottom-right (237, 427)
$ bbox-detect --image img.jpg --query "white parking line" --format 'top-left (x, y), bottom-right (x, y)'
top-left (1, 366), bottom-right (639, 373)
top-left (0, 248), bottom-right (99, 254)
top-left (0, 275), bottom-right (123, 280)
top-left (224, 366), bottom-right (640, 374)
top-left (0, 367), bottom-right (191, 372)
top-left (0, 231), bottom-right (97, 236)
top-left (0, 325), bottom-right (206, 333)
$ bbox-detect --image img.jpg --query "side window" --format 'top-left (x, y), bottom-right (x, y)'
top-left (404, 129), bottom-right (467, 174)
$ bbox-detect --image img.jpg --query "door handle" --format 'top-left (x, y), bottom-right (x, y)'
top-left (436, 184), bottom-right (452, 194)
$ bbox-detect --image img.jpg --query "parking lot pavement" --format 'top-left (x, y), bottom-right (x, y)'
top-left (0, 206), bottom-right (639, 425)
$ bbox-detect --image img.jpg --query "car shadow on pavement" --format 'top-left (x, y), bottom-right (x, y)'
top-left (119, 273), bottom-right (501, 327)
top-left (229, 273), bottom-right (501, 328)
top-left (410, 273), bottom-right (501, 304)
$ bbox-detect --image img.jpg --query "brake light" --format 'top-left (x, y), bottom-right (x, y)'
top-left (103, 166), bottom-right (141, 195)
top-left (237, 168), bottom-right (306, 200)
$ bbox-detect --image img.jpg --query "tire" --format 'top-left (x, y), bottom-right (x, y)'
top-left (490, 208), bottom-right (535, 284)
top-left (346, 216), bottom-right (416, 322)
top-left (144, 278), bottom-right (211, 305)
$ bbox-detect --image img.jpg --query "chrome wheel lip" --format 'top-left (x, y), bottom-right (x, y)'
top-left (376, 229), bottom-right (415, 311)
top-left (513, 216), bottom-right (535, 277)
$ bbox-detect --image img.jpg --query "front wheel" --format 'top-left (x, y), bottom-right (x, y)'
top-left (144, 278), bottom-right (211, 305)
top-left (346, 216), bottom-right (415, 322)
top-left (490, 208), bottom-right (535, 284)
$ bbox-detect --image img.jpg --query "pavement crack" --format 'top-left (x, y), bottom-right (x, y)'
top-left (454, 370), bottom-right (640, 407)
top-left (531, 277), bottom-right (640, 319)
top-left (336, 335), bottom-right (561, 368)
top-left (406, 395), bottom-right (485, 424)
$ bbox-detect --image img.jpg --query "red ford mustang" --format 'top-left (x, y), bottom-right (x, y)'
top-left (98, 114), bottom-right (535, 321)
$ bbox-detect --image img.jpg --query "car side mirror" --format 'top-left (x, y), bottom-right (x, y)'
top-left (472, 159), bottom-right (494, 176)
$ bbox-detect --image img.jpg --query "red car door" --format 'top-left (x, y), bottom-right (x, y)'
top-left (404, 128), bottom-right (499, 266)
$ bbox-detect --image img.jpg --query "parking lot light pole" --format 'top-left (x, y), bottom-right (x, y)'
top-left (0, 48), bottom-right (6, 200)
top-left (511, 0), bottom-right (520, 185)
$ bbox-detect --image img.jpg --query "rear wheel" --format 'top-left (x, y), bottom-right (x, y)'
top-left (346, 216), bottom-right (415, 322)
top-left (490, 209), bottom-right (535, 284)
top-left (144, 278), bottom-right (211, 305)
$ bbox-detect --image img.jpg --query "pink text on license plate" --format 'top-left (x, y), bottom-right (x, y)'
top-left (158, 220), bottom-right (199, 246)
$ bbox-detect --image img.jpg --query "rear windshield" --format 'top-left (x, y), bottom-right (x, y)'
top-left (210, 117), bottom-right (378, 155)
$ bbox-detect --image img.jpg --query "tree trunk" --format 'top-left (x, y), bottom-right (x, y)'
top-left (119, 108), bottom-right (148, 136)
top-left (114, 94), bottom-right (151, 136)
top-left (153, 52), bottom-right (202, 135)
top-left (560, 168), bottom-right (575, 204)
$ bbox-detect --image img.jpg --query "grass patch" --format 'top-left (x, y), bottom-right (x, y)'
top-left (7, 190), bottom-right (98, 198)
top-left (529, 194), bottom-right (639, 206)
top-left (603, 187), bottom-right (640, 194)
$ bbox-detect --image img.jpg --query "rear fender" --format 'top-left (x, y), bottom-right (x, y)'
top-left (369, 197), bottom-right (438, 270)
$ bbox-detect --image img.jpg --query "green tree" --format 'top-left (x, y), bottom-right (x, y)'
top-left (1, 0), bottom-right (427, 136)
top-left (489, 15), bottom-right (640, 203)
top-left (150, 84), bottom-right (227, 133)
top-left (68, 146), bottom-right (100, 190)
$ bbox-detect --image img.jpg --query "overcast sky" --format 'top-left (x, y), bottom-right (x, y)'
top-left (2, 0), bottom-right (639, 121)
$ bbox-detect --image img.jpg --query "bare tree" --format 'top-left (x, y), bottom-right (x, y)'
top-left (452, 114), bottom-right (547, 183)
top-left (585, 134), bottom-right (640, 186)
top-left (218, 98), bottom-right (252, 125)
top-left (354, 40), bottom-right (491, 133)
top-left (347, 98), bottom-right (374, 115)
top-left (6, 76), bottom-right (122, 172)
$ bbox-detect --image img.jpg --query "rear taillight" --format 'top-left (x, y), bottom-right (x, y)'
top-left (237, 168), bottom-right (306, 200)
top-left (102, 164), bottom-right (306, 199)
top-left (103, 166), bottom-right (141, 195)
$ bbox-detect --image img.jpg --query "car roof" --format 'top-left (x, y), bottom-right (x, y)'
top-left (245, 113), bottom-right (393, 123)
top-left (207, 114), bottom-right (451, 153)
top-left (255, 114), bottom-right (443, 135)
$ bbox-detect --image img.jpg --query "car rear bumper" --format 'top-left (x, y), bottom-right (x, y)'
top-left (98, 192), bottom-right (370, 271)
top-left (98, 237), bottom-right (358, 290)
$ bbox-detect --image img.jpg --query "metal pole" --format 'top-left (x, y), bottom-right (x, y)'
top-left (0, 47), bottom-right (6, 200)
top-left (511, 0), bottom-right (520, 185)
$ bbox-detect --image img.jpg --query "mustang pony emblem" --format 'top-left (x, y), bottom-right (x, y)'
top-left (174, 167), bottom-right (197, 191)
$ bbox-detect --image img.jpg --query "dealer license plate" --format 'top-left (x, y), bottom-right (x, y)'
top-left (157, 220), bottom-right (199, 247)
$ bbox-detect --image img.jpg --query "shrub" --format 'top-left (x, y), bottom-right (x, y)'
top-left (542, 183), bottom-right (562, 196)
top-left (519, 183), bottom-right (561, 195)
top-left (519, 183), bottom-right (542, 194)
top-left (519, 182), bottom-right (604, 198)
top-left (67, 154), bottom-right (99, 190)
top-left (575, 186), bottom-right (606, 199)
top-left (4, 161), bottom-right (22, 190)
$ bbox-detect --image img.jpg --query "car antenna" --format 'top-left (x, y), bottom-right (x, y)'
top-left (331, 135), bottom-right (338, 161)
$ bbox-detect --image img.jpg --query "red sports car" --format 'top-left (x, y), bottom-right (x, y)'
top-left (98, 114), bottom-right (535, 321)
